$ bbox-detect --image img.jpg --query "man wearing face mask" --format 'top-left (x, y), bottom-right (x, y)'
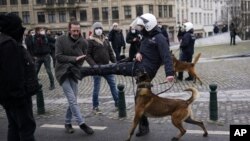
top-left (71, 13), bottom-right (174, 137)
top-left (32, 27), bottom-right (55, 90)
top-left (108, 23), bottom-right (126, 61)
top-left (126, 26), bottom-right (141, 62)
top-left (86, 22), bottom-right (118, 114)
top-left (55, 20), bottom-right (94, 135)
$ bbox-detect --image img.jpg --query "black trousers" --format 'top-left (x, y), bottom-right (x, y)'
top-left (4, 98), bottom-right (36, 141)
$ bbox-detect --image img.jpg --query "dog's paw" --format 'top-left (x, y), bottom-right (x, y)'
top-left (171, 137), bottom-right (179, 141)
top-left (203, 132), bottom-right (208, 137)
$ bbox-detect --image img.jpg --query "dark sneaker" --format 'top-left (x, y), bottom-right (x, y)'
top-left (49, 85), bottom-right (55, 90)
top-left (80, 123), bottom-right (94, 135)
top-left (65, 124), bottom-right (74, 134)
top-left (93, 107), bottom-right (102, 115)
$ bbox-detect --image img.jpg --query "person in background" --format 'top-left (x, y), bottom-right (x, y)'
top-left (86, 22), bottom-right (119, 114)
top-left (126, 26), bottom-right (141, 61)
top-left (177, 21), bottom-right (186, 42)
top-left (158, 21), bottom-right (170, 45)
top-left (177, 22), bottom-right (196, 81)
top-left (32, 27), bottom-right (55, 90)
top-left (55, 20), bottom-right (94, 135)
top-left (46, 29), bottom-right (56, 67)
top-left (108, 23), bottom-right (126, 61)
top-left (229, 22), bottom-right (237, 45)
top-left (0, 13), bottom-right (37, 141)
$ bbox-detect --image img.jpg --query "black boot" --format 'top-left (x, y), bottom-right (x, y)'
top-left (65, 124), bottom-right (74, 134)
top-left (177, 72), bottom-right (183, 81)
top-left (136, 115), bottom-right (149, 137)
top-left (80, 123), bottom-right (94, 135)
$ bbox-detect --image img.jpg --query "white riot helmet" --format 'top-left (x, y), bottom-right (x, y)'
top-left (184, 22), bottom-right (193, 32)
top-left (137, 13), bottom-right (157, 31)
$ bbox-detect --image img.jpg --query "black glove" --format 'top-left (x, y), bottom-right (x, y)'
top-left (122, 46), bottom-right (125, 49)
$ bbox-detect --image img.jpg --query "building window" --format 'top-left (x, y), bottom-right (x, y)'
top-left (158, 5), bottom-right (163, 18)
top-left (21, 0), bottom-right (28, 4)
top-left (58, 0), bottom-right (65, 4)
top-left (124, 6), bottom-right (131, 19)
top-left (37, 12), bottom-right (45, 23)
top-left (102, 7), bottom-right (109, 23)
top-left (47, 0), bottom-right (54, 5)
top-left (68, 0), bottom-right (76, 4)
top-left (112, 7), bottom-right (119, 19)
top-left (80, 0), bottom-right (86, 2)
top-left (164, 5), bottom-right (168, 18)
top-left (149, 5), bottom-right (153, 14)
top-left (169, 5), bottom-right (173, 18)
top-left (69, 10), bottom-right (77, 21)
top-left (36, 0), bottom-right (45, 4)
top-left (80, 10), bottom-right (87, 21)
top-left (0, 0), bottom-right (7, 5)
top-left (92, 8), bottom-right (99, 22)
top-left (48, 11), bottom-right (56, 23)
top-left (22, 11), bottom-right (30, 24)
top-left (136, 5), bottom-right (143, 16)
top-left (10, 0), bottom-right (18, 5)
top-left (59, 11), bottom-right (66, 22)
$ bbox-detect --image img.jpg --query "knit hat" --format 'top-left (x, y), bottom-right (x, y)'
top-left (92, 22), bottom-right (103, 30)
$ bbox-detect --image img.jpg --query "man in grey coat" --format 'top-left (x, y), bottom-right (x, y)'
top-left (55, 20), bottom-right (94, 135)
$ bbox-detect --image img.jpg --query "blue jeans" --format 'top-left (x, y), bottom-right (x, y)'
top-left (92, 75), bottom-right (119, 108)
top-left (62, 78), bottom-right (84, 125)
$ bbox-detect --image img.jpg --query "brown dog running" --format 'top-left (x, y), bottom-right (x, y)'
top-left (126, 78), bottom-right (208, 141)
top-left (171, 52), bottom-right (203, 85)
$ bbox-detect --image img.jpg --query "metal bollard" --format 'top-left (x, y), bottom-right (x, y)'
top-left (209, 84), bottom-right (218, 121)
top-left (36, 84), bottom-right (45, 115)
top-left (117, 84), bottom-right (126, 118)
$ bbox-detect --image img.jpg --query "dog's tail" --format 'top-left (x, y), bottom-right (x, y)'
top-left (192, 53), bottom-right (201, 65)
top-left (184, 87), bottom-right (200, 105)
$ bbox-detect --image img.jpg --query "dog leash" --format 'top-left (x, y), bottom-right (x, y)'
top-left (155, 81), bottom-right (175, 95)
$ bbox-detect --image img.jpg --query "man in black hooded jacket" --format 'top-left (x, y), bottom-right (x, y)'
top-left (0, 13), bottom-right (36, 141)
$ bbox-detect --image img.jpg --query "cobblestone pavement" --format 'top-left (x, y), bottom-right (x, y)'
top-left (1, 41), bottom-right (250, 127)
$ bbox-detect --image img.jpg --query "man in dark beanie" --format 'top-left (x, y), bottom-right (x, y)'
top-left (0, 13), bottom-right (36, 141)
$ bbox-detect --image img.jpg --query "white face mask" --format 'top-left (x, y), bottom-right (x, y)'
top-left (40, 30), bottom-right (45, 35)
top-left (131, 29), bottom-right (136, 33)
top-left (95, 29), bottom-right (103, 36)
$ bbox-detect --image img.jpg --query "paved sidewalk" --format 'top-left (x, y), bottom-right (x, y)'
top-left (0, 41), bottom-right (250, 141)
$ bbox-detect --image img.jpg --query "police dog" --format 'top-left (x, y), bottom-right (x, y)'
top-left (126, 72), bottom-right (208, 141)
top-left (172, 52), bottom-right (203, 85)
